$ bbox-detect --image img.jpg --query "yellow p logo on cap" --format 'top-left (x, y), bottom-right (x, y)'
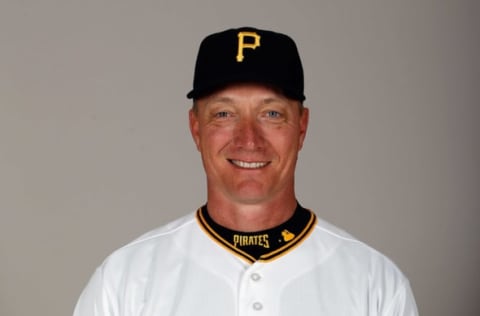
top-left (236, 31), bottom-right (261, 62)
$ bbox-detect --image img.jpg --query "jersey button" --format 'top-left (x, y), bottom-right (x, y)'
top-left (252, 302), bottom-right (263, 311)
top-left (250, 273), bottom-right (261, 281)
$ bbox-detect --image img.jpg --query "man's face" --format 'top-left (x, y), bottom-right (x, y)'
top-left (189, 83), bottom-right (309, 206)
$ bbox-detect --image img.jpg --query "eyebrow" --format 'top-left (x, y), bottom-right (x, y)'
top-left (262, 97), bottom-right (287, 104)
top-left (207, 96), bottom-right (235, 105)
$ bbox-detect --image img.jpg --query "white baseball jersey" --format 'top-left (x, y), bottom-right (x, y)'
top-left (73, 209), bottom-right (418, 316)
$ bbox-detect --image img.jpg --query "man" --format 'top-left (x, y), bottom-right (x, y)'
top-left (74, 27), bottom-right (418, 315)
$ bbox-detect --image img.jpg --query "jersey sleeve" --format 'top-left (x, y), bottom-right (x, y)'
top-left (383, 279), bottom-right (418, 316)
top-left (73, 267), bottom-right (116, 316)
top-left (370, 255), bottom-right (419, 316)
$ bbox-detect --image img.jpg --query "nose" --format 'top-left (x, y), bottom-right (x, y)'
top-left (233, 117), bottom-right (265, 150)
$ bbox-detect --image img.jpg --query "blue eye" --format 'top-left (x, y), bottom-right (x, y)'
top-left (266, 111), bottom-right (281, 118)
top-left (215, 111), bottom-right (230, 118)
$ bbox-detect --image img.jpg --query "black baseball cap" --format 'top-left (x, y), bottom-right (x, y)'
top-left (187, 27), bottom-right (305, 101)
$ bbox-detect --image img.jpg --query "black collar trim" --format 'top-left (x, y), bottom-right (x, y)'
top-left (196, 204), bottom-right (317, 264)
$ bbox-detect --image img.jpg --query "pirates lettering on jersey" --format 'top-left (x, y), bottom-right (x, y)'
top-left (233, 234), bottom-right (270, 249)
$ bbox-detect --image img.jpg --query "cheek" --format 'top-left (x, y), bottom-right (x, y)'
top-left (265, 128), bottom-right (299, 150)
top-left (200, 127), bottom-right (233, 154)
top-left (272, 134), bottom-right (303, 167)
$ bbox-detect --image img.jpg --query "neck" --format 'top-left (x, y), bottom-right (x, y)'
top-left (206, 195), bottom-right (298, 232)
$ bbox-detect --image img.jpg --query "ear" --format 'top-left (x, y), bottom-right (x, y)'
top-left (298, 107), bottom-right (309, 151)
top-left (189, 109), bottom-right (201, 151)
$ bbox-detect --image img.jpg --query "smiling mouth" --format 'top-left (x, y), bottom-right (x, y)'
top-left (229, 159), bottom-right (270, 169)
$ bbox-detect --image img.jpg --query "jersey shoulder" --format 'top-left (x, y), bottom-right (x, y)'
top-left (310, 211), bottom-right (405, 275)
top-left (312, 214), bottom-right (360, 243)
top-left (126, 211), bottom-right (197, 247)
top-left (98, 211), bottom-right (198, 268)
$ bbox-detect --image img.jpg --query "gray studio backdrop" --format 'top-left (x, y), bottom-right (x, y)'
top-left (1, 1), bottom-right (479, 316)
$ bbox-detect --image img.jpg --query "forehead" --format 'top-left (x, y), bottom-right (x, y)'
top-left (197, 83), bottom-right (293, 105)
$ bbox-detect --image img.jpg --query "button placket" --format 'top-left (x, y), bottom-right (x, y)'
top-left (238, 265), bottom-right (268, 315)
top-left (249, 271), bottom-right (264, 312)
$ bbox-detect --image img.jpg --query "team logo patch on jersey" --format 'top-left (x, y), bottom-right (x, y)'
top-left (281, 229), bottom-right (295, 242)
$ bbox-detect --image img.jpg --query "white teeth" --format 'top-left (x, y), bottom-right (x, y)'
top-left (230, 160), bottom-right (268, 169)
